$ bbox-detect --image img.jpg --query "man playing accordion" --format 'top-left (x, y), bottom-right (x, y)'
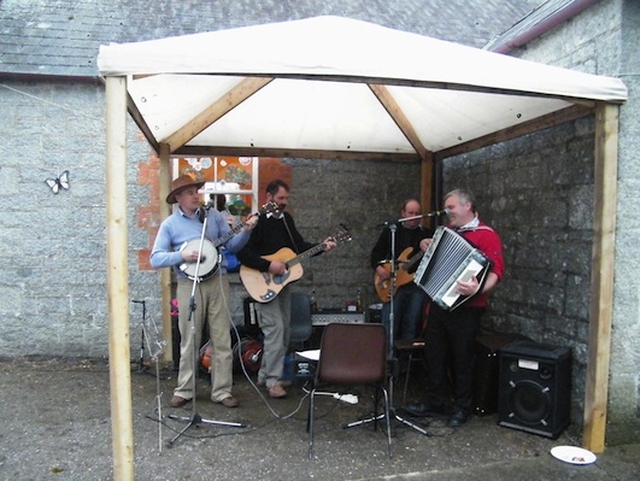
top-left (406, 188), bottom-right (505, 428)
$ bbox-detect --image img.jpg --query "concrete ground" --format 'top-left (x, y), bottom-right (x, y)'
top-left (0, 357), bottom-right (638, 481)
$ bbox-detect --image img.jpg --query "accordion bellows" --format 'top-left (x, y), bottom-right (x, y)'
top-left (414, 226), bottom-right (492, 310)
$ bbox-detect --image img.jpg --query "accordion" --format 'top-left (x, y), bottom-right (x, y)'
top-left (414, 226), bottom-right (492, 311)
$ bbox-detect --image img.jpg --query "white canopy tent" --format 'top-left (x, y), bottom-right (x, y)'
top-left (98, 16), bottom-right (625, 160)
top-left (98, 16), bottom-right (626, 479)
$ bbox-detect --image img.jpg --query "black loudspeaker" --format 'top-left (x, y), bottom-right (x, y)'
top-left (473, 332), bottom-right (531, 416)
top-left (498, 340), bottom-right (572, 439)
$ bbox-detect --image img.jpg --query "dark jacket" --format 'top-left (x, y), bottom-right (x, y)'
top-left (236, 212), bottom-right (316, 272)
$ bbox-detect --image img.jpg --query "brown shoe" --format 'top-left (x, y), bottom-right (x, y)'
top-left (218, 396), bottom-right (239, 408)
top-left (170, 395), bottom-right (190, 408)
top-left (258, 379), bottom-right (291, 387)
top-left (268, 384), bottom-right (287, 398)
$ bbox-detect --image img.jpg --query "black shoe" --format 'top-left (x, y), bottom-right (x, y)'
top-left (447, 409), bottom-right (471, 427)
top-left (403, 402), bottom-right (449, 418)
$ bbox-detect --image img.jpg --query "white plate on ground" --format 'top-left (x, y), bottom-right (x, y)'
top-left (550, 445), bottom-right (597, 465)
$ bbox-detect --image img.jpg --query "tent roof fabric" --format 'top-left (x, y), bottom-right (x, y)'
top-left (97, 16), bottom-right (627, 159)
top-left (0, 1), bottom-right (537, 77)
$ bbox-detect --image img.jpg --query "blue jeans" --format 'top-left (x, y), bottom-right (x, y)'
top-left (381, 283), bottom-right (428, 341)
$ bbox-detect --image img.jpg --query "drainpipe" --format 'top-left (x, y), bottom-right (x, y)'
top-left (485, 0), bottom-right (602, 54)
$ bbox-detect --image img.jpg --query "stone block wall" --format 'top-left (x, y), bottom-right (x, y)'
top-left (0, 80), bottom-right (155, 358)
top-left (499, 0), bottom-right (640, 448)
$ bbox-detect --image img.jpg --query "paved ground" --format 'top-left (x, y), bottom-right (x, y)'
top-left (0, 357), bottom-right (638, 481)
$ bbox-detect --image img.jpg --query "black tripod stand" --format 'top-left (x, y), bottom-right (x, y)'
top-left (132, 299), bottom-right (167, 452)
top-left (168, 206), bottom-right (245, 446)
top-left (133, 300), bottom-right (154, 374)
top-left (345, 213), bottom-right (440, 437)
top-left (133, 299), bottom-right (151, 373)
top-left (133, 299), bottom-right (168, 377)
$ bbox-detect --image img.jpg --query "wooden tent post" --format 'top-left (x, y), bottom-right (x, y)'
top-left (158, 144), bottom-right (173, 364)
top-left (105, 75), bottom-right (135, 480)
top-left (420, 151), bottom-right (434, 217)
top-left (583, 102), bottom-right (618, 453)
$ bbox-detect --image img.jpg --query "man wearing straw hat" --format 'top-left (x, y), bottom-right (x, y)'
top-left (151, 172), bottom-right (257, 408)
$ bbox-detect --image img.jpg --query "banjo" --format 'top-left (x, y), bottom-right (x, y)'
top-left (179, 201), bottom-right (279, 281)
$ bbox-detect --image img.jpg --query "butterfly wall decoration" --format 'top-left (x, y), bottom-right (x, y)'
top-left (45, 170), bottom-right (70, 194)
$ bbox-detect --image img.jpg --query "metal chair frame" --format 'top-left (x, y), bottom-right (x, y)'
top-left (307, 322), bottom-right (392, 459)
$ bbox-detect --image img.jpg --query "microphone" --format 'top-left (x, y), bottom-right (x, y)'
top-left (204, 200), bottom-right (215, 210)
top-left (424, 208), bottom-right (448, 217)
top-left (376, 209), bottom-right (448, 228)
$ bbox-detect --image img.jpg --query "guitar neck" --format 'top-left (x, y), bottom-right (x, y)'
top-left (285, 243), bottom-right (326, 268)
top-left (404, 250), bottom-right (425, 270)
top-left (212, 203), bottom-right (276, 248)
top-left (213, 221), bottom-right (247, 248)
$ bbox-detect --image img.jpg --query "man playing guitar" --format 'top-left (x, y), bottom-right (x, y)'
top-left (370, 199), bottom-right (433, 344)
top-left (236, 179), bottom-right (337, 398)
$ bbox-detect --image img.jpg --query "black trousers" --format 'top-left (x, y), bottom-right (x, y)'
top-left (424, 303), bottom-right (485, 413)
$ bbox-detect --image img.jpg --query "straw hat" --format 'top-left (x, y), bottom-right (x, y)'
top-left (166, 174), bottom-right (205, 204)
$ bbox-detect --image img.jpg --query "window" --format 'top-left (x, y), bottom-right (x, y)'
top-left (173, 156), bottom-right (259, 220)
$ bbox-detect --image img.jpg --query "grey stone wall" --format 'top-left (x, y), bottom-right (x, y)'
top-left (609, 0), bottom-right (640, 446)
top-left (520, 0), bottom-right (640, 448)
top-left (0, 80), bottom-right (155, 358)
top-left (284, 157), bottom-right (423, 309)
top-left (468, 0), bottom-right (640, 444)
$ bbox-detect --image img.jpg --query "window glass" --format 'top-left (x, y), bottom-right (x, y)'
top-left (174, 156), bottom-right (259, 218)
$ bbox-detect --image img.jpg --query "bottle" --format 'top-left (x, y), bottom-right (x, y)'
top-left (310, 289), bottom-right (318, 312)
top-left (356, 288), bottom-right (363, 312)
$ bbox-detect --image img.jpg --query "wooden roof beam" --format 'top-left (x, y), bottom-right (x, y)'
top-left (163, 76), bottom-right (274, 153)
top-left (435, 104), bottom-right (593, 161)
top-left (368, 83), bottom-right (430, 162)
top-left (173, 145), bottom-right (420, 163)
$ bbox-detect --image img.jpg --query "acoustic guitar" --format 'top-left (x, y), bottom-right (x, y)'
top-left (179, 201), bottom-right (279, 281)
top-left (240, 228), bottom-right (351, 303)
top-left (374, 247), bottom-right (425, 302)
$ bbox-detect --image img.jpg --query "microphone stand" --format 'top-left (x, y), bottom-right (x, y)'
top-left (133, 299), bottom-right (150, 373)
top-left (344, 217), bottom-right (431, 436)
top-left (168, 205), bottom-right (245, 446)
top-left (132, 299), bottom-right (167, 452)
